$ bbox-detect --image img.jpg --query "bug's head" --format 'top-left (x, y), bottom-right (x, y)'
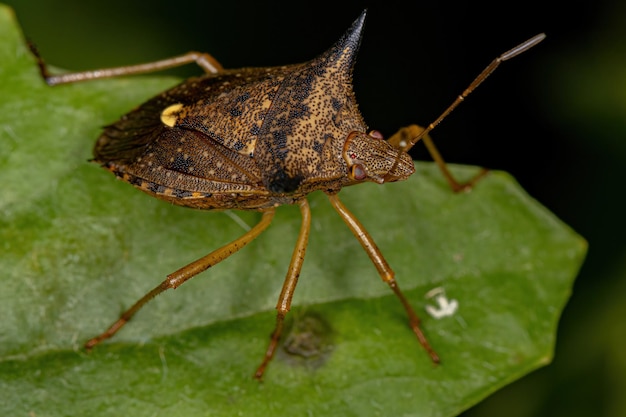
top-left (342, 130), bottom-right (415, 184)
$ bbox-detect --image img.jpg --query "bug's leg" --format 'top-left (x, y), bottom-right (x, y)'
top-left (254, 199), bottom-right (311, 380)
top-left (388, 124), bottom-right (488, 192)
top-left (327, 193), bottom-right (440, 363)
top-left (27, 40), bottom-right (223, 86)
top-left (84, 208), bottom-right (275, 350)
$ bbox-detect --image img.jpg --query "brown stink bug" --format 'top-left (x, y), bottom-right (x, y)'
top-left (30, 10), bottom-right (545, 379)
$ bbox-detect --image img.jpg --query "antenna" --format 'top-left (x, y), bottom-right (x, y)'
top-left (403, 33), bottom-right (546, 153)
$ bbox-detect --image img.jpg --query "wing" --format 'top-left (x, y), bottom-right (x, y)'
top-left (94, 67), bottom-right (288, 165)
top-left (92, 70), bottom-right (300, 209)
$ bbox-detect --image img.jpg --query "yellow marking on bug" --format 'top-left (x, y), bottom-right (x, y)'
top-left (240, 140), bottom-right (256, 157)
top-left (160, 103), bottom-right (184, 127)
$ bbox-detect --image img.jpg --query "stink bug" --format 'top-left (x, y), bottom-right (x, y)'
top-left (30, 9), bottom-right (545, 379)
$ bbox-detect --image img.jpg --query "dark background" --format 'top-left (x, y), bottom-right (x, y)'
top-left (5, 0), bottom-right (624, 416)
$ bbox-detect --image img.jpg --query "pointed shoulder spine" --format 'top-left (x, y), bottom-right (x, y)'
top-left (319, 9), bottom-right (367, 74)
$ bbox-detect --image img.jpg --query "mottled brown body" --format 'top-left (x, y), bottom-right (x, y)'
top-left (31, 8), bottom-right (544, 379)
top-left (94, 14), bottom-right (412, 210)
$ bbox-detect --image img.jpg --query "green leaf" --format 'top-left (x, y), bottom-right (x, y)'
top-left (0, 4), bottom-right (586, 417)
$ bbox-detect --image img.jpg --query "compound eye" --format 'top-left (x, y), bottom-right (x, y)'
top-left (368, 130), bottom-right (384, 140)
top-left (350, 164), bottom-right (367, 181)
